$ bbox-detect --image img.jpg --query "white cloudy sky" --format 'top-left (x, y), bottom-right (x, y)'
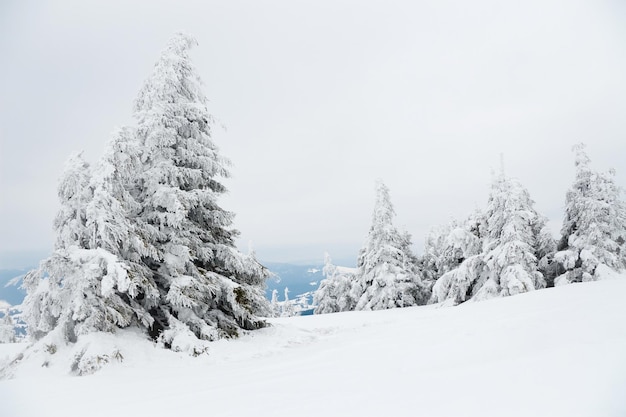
top-left (1, 0), bottom-right (625, 267)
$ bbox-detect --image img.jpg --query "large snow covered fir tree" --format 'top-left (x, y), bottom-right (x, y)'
top-left (430, 168), bottom-right (554, 305)
top-left (21, 33), bottom-right (269, 358)
top-left (554, 143), bottom-right (626, 284)
top-left (130, 33), bottom-right (270, 347)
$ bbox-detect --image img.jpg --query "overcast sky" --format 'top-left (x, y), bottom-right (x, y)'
top-left (1, 0), bottom-right (625, 267)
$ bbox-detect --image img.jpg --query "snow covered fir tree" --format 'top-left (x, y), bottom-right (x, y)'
top-left (315, 181), bottom-right (427, 313)
top-left (554, 143), bottom-right (626, 284)
top-left (17, 33), bottom-right (270, 371)
top-left (352, 181), bottom-right (427, 310)
top-left (429, 166), bottom-right (555, 305)
top-left (129, 33), bottom-right (270, 345)
top-left (476, 168), bottom-right (554, 298)
top-left (0, 301), bottom-right (16, 344)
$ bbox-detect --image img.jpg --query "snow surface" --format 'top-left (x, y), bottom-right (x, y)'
top-left (2, 278), bottom-right (626, 416)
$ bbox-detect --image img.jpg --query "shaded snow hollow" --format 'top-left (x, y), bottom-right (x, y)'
top-left (2, 278), bottom-right (626, 417)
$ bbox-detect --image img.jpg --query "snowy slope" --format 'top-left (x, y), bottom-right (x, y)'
top-left (1, 278), bottom-right (625, 417)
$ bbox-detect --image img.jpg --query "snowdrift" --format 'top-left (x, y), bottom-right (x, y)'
top-left (1, 278), bottom-right (625, 416)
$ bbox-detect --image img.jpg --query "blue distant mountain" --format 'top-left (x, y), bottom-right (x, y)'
top-left (0, 269), bottom-right (28, 306)
top-left (263, 262), bottom-right (324, 301)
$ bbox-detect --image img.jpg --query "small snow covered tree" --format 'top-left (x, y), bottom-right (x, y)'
top-left (353, 181), bottom-right (426, 310)
top-left (131, 33), bottom-right (270, 349)
top-left (22, 153), bottom-right (93, 341)
top-left (0, 302), bottom-right (16, 343)
top-left (280, 287), bottom-right (297, 317)
top-left (534, 215), bottom-right (558, 287)
top-left (430, 256), bottom-right (487, 305)
top-left (438, 213), bottom-right (484, 277)
top-left (555, 144), bottom-right (626, 284)
top-left (314, 253), bottom-right (357, 314)
top-left (420, 224), bottom-right (451, 285)
top-left (53, 152), bottom-right (93, 250)
top-left (270, 289), bottom-right (280, 316)
top-left (429, 214), bottom-right (486, 305)
top-left (23, 151), bottom-right (138, 342)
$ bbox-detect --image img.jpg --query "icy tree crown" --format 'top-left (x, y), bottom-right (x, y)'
top-left (134, 33), bottom-right (203, 114)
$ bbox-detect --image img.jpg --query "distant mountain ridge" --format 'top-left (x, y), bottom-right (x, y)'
top-left (0, 263), bottom-right (326, 308)
top-left (0, 270), bottom-right (27, 306)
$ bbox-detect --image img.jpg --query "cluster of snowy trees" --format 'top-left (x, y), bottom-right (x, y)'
top-left (316, 144), bottom-right (626, 312)
top-left (21, 34), bottom-right (270, 355)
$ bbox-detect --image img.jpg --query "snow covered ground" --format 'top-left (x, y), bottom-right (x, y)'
top-left (1, 278), bottom-right (625, 417)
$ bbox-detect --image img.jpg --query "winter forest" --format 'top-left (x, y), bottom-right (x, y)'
top-left (1, 26), bottom-right (626, 415)
top-left (316, 144), bottom-right (626, 314)
top-left (1, 31), bottom-right (624, 370)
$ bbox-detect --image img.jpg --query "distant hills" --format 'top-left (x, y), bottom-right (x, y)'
top-left (0, 263), bottom-right (327, 308)
top-left (0, 269), bottom-right (27, 306)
